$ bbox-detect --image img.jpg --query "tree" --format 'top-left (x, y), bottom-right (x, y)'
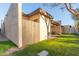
top-left (43, 3), bottom-right (79, 18)
top-left (43, 3), bottom-right (79, 32)
top-left (72, 8), bottom-right (79, 20)
top-left (71, 8), bottom-right (79, 32)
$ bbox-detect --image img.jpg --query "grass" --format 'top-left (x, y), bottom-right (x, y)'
top-left (11, 34), bottom-right (79, 56)
top-left (0, 40), bottom-right (15, 55)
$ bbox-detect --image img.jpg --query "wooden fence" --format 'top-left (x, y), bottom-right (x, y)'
top-left (22, 19), bottom-right (40, 46)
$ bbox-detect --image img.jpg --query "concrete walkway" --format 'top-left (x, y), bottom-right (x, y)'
top-left (4, 47), bottom-right (25, 56)
top-left (0, 34), bottom-right (8, 41)
top-left (5, 47), bottom-right (20, 55)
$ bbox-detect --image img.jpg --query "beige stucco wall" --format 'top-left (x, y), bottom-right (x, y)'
top-left (3, 3), bottom-right (22, 48)
top-left (2, 4), bottom-right (51, 47)
top-left (40, 15), bottom-right (51, 40)
top-left (40, 15), bottom-right (47, 40)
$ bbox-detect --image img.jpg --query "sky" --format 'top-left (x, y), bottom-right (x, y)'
top-left (0, 3), bottom-right (11, 27)
top-left (0, 3), bottom-right (79, 28)
top-left (22, 3), bottom-right (79, 26)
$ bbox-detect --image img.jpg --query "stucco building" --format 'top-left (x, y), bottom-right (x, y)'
top-left (1, 3), bottom-right (22, 48)
top-left (1, 3), bottom-right (63, 48)
top-left (22, 8), bottom-right (52, 46)
top-left (1, 3), bottom-right (53, 48)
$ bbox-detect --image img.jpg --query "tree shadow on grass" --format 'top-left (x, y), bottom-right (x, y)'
top-left (58, 34), bottom-right (79, 38)
top-left (58, 36), bottom-right (79, 38)
top-left (58, 39), bottom-right (79, 44)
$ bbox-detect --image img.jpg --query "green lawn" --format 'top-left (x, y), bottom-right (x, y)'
top-left (11, 34), bottom-right (79, 56)
top-left (0, 40), bottom-right (15, 55)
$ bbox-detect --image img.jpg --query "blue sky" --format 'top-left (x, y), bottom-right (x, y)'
top-left (0, 3), bottom-right (79, 27)
top-left (22, 3), bottom-right (79, 26)
top-left (0, 3), bottom-right (11, 27)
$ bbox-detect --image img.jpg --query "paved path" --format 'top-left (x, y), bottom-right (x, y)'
top-left (5, 47), bottom-right (20, 55)
top-left (0, 34), bottom-right (8, 41)
top-left (4, 47), bottom-right (25, 56)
